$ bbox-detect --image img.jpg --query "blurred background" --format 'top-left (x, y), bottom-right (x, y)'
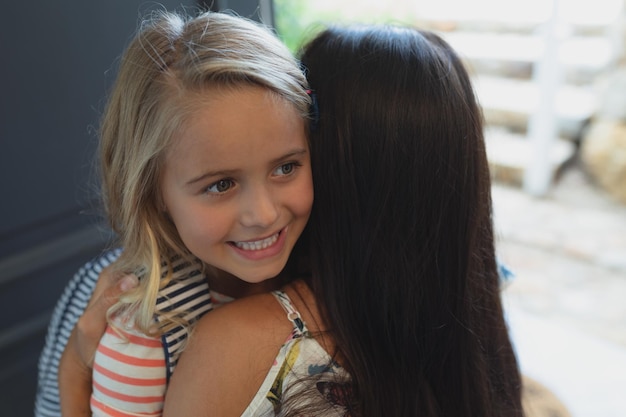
top-left (1, 0), bottom-right (624, 415)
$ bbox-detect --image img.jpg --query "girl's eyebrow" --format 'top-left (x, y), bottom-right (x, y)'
top-left (185, 148), bottom-right (308, 187)
top-left (268, 148), bottom-right (308, 165)
top-left (185, 169), bottom-right (239, 187)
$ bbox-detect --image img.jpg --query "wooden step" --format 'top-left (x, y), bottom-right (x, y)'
top-left (485, 128), bottom-right (577, 186)
top-left (442, 32), bottom-right (613, 71)
top-left (474, 75), bottom-right (596, 138)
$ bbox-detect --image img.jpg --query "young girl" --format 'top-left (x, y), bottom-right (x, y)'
top-left (162, 24), bottom-right (524, 416)
top-left (57, 10), bottom-right (313, 417)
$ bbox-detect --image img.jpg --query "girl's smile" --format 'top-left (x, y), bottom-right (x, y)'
top-left (231, 227), bottom-right (281, 251)
top-left (229, 226), bottom-right (287, 261)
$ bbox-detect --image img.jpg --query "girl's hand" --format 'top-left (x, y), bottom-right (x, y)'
top-left (74, 268), bottom-right (138, 367)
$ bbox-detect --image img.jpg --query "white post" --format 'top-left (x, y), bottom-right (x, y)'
top-left (523, 0), bottom-right (564, 196)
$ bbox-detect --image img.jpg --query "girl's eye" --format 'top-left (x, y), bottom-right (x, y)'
top-left (274, 162), bottom-right (298, 176)
top-left (206, 179), bottom-right (234, 194)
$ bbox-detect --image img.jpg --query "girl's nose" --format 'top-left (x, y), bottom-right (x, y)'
top-left (239, 186), bottom-right (280, 228)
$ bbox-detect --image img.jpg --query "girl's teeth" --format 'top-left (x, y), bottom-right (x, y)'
top-left (235, 233), bottom-right (279, 251)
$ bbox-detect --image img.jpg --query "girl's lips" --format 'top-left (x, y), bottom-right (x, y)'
top-left (233, 231), bottom-right (279, 251)
top-left (228, 227), bottom-right (288, 261)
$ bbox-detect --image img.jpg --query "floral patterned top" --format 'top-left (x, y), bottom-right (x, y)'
top-left (241, 291), bottom-right (353, 416)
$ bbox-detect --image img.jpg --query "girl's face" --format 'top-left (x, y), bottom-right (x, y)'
top-left (161, 86), bottom-right (313, 284)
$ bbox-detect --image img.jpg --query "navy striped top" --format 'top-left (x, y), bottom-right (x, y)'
top-left (34, 249), bottom-right (213, 417)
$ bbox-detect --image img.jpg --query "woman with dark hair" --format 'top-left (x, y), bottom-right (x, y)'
top-left (161, 25), bottom-right (524, 416)
top-left (301, 25), bottom-right (522, 416)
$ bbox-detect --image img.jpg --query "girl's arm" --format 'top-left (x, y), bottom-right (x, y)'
top-left (58, 330), bottom-right (94, 416)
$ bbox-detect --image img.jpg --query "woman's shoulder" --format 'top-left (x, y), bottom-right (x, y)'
top-left (174, 279), bottom-right (320, 377)
top-left (199, 288), bottom-right (288, 334)
top-left (195, 279), bottom-right (317, 336)
top-left (183, 288), bottom-right (292, 375)
top-left (163, 286), bottom-right (297, 416)
top-left (163, 280), bottom-right (334, 416)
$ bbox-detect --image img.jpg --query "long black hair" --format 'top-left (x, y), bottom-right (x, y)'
top-left (298, 25), bottom-right (523, 416)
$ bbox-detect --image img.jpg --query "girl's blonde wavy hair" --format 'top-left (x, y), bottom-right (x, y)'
top-left (100, 10), bottom-right (310, 335)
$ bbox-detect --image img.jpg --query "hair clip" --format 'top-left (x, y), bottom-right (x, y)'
top-left (306, 89), bottom-right (319, 132)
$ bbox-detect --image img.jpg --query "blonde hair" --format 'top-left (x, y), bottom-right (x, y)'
top-left (100, 10), bottom-right (310, 334)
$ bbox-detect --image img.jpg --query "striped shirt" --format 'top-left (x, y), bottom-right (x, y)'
top-left (34, 250), bottom-right (225, 417)
top-left (90, 258), bottom-right (226, 417)
top-left (91, 324), bottom-right (167, 416)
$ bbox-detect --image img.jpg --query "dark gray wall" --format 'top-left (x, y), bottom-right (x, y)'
top-left (0, 1), bottom-right (269, 414)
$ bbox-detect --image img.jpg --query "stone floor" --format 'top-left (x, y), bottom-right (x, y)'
top-left (493, 161), bottom-right (626, 417)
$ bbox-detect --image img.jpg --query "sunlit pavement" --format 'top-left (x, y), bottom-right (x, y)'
top-left (493, 164), bottom-right (626, 417)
